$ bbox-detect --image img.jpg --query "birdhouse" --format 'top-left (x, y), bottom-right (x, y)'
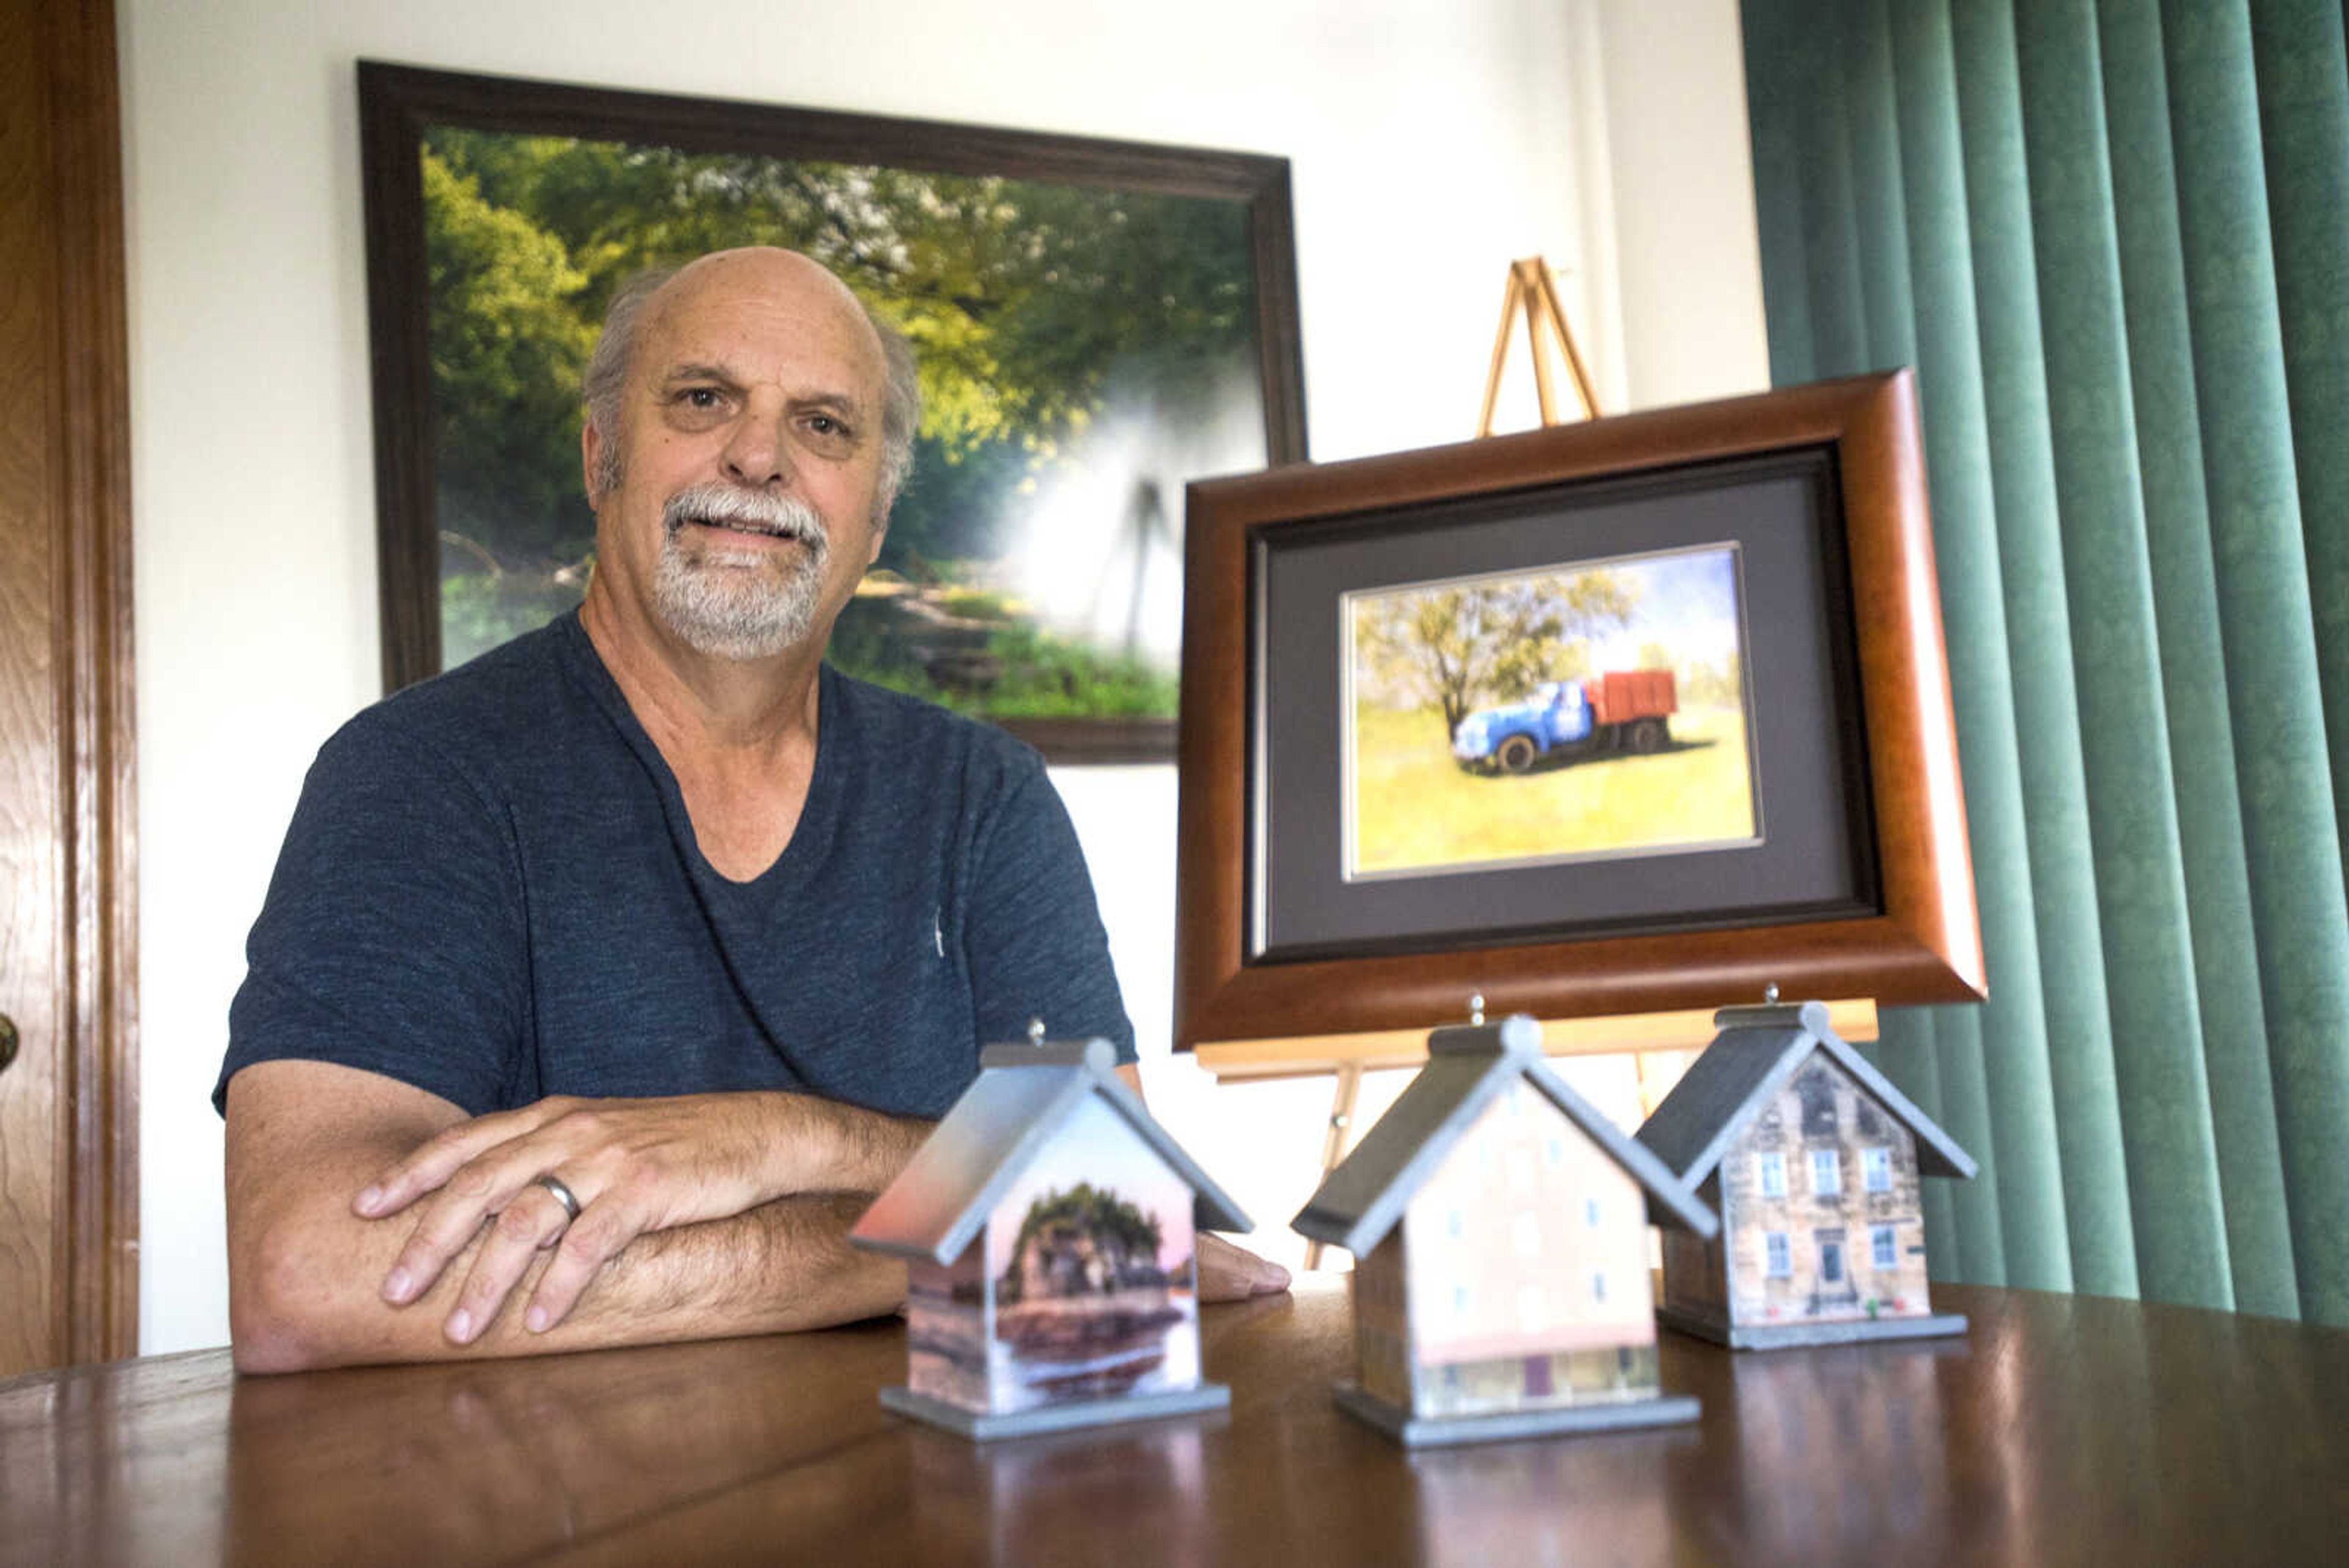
top-left (1294, 1015), bottom-right (1716, 1447)
top-left (1635, 1000), bottom-right (1976, 1348)
top-left (851, 1037), bottom-right (1250, 1439)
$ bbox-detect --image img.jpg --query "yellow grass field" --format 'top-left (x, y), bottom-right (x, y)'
top-left (1349, 703), bottom-right (1757, 877)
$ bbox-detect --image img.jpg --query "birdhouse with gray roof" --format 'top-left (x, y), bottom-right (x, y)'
top-left (1293, 1014), bottom-right (1718, 1447)
top-left (1635, 1000), bottom-right (1977, 1349)
top-left (850, 1036), bottom-right (1251, 1440)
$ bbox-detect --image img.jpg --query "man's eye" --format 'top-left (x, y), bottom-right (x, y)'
top-left (680, 388), bottom-right (723, 409)
top-left (806, 414), bottom-right (852, 439)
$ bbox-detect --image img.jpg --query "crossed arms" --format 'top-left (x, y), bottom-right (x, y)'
top-left (226, 1058), bottom-right (1286, 1374)
top-left (225, 1060), bottom-right (924, 1372)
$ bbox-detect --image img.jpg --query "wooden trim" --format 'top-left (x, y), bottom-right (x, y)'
top-left (45, 0), bottom-right (139, 1362)
top-left (992, 717), bottom-right (1174, 766)
top-left (1174, 371), bottom-right (1981, 1049)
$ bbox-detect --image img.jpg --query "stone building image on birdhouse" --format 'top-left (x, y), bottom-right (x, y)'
top-left (850, 1036), bottom-right (1250, 1439)
top-left (1635, 1000), bottom-right (1977, 1348)
top-left (1294, 1015), bottom-right (1718, 1447)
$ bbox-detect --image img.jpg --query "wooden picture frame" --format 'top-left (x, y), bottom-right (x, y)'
top-left (1173, 371), bottom-right (1981, 1049)
top-left (356, 61), bottom-right (1307, 762)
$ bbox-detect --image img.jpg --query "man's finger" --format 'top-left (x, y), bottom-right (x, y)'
top-left (1195, 1234), bottom-right (1291, 1302)
top-left (522, 1200), bottom-right (637, 1334)
top-left (443, 1189), bottom-right (574, 1345)
top-left (380, 1157), bottom-right (551, 1306)
top-left (355, 1105), bottom-right (549, 1219)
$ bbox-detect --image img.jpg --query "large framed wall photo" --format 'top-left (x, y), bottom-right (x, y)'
top-left (1173, 371), bottom-right (1983, 1049)
top-left (357, 61), bottom-right (1307, 762)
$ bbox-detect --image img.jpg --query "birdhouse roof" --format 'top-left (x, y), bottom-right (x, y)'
top-left (850, 1037), bottom-right (1250, 1265)
top-left (1291, 1016), bottom-right (1718, 1255)
top-left (1635, 1001), bottom-right (1979, 1211)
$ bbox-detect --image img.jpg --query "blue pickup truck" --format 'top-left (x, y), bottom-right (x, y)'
top-left (1450, 671), bottom-right (1676, 774)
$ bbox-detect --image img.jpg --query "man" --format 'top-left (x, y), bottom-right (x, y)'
top-left (221, 248), bottom-right (1285, 1373)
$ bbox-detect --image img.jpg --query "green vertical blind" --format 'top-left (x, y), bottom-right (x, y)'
top-left (1742, 0), bottom-right (2349, 1323)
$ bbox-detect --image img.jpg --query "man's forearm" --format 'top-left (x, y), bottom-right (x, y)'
top-left (754, 1091), bottom-right (932, 1197)
top-left (226, 1064), bottom-right (921, 1373)
top-left (236, 1190), bottom-right (903, 1373)
top-left (618, 1193), bottom-right (907, 1338)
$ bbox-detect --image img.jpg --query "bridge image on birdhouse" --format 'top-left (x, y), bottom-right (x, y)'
top-left (1294, 1015), bottom-right (1717, 1447)
top-left (1635, 1000), bottom-right (1976, 1349)
top-left (850, 1036), bottom-right (1250, 1440)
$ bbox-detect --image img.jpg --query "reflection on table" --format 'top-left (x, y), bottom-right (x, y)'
top-left (2, 1279), bottom-right (2343, 1566)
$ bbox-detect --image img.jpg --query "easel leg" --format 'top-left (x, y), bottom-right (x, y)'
top-left (1302, 1062), bottom-right (1365, 1271)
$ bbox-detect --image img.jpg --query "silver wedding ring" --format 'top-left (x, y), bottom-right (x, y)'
top-left (533, 1172), bottom-right (582, 1224)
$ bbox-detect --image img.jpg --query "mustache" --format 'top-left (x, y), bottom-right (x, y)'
top-left (661, 483), bottom-right (829, 552)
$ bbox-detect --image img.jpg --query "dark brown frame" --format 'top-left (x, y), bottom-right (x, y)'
top-left (357, 62), bottom-right (1307, 760)
top-left (1173, 371), bottom-right (1982, 1049)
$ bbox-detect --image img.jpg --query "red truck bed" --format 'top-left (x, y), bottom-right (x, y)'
top-left (1589, 669), bottom-right (1676, 725)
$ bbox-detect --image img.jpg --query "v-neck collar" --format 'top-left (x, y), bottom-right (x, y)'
top-left (552, 610), bottom-right (838, 894)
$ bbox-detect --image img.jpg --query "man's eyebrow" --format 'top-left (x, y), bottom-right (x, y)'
top-left (660, 361), bottom-right (743, 387)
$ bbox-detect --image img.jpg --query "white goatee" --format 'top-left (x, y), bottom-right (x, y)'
top-left (650, 482), bottom-right (833, 660)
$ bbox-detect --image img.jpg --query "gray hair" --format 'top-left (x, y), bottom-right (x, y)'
top-left (581, 261), bottom-right (922, 520)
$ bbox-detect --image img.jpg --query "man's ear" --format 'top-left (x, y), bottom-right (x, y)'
top-left (581, 418), bottom-right (604, 503)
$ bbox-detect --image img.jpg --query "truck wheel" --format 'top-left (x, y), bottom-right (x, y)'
top-left (1628, 718), bottom-right (1669, 754)
top-left (1496, 735), bottom-right (1538, 774)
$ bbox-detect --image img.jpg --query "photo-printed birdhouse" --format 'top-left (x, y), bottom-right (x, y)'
top-left (850, 1036), bottom-right (1251, 1440)
top-left (1294, 1015), bottom-right (1718, 1447)
top-left (1635, 1000), bottom-right (1978, 1349)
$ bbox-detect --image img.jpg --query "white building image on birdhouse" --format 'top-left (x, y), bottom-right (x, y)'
top-left (1294, 1015), bottom-right (1717, 1447)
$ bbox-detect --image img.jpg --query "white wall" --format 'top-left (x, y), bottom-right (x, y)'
top-left (1589, 0), bottom-right (1772, 409)
top-left (121, 0), bottom-right (1764, 1352)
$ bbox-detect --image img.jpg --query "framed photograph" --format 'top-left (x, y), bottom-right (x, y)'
top-left (357, 62), bottom-right (1307, 762)
top-left (1173, 371), bottom-right (1983, 1048)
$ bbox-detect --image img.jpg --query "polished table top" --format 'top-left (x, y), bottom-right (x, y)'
top-left (4, 1279), bottom-right (2345, 1566)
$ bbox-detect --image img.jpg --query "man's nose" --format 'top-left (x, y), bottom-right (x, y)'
top-left (721, 412), bottom-right (793, 488)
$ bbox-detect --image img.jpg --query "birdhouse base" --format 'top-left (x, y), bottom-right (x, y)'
top-left (1330, 1381), bottom-right (1698, 1448)
top-left (878, 1381), bottom-right (1230, 1441)
top-left (1657, 1304), bottom-right (1969, 1350)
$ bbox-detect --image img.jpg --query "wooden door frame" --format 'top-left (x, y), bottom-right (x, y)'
top-left (36, 0), bottom-right (139, 1364)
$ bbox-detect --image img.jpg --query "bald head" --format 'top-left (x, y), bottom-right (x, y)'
top-left (582, 248), bottom-right (921, 518)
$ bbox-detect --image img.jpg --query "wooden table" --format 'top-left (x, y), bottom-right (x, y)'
top-left (4, 1280), bottom-right (2343, 1565)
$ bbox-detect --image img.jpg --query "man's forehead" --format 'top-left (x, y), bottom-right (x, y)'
top-left (639, 253), bottom-right (881, 387)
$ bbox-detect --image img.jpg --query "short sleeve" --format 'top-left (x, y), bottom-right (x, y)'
top-left (217, 715), bottom-right (532, 1117)
top-left (961, 756), bottom-right (1137, 1062)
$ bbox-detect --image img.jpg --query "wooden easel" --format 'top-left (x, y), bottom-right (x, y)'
top-left (1476, 256), bottom-right (1601, 435)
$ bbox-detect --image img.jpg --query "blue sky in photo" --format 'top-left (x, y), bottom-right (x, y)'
top-left (1589, 544), bottom-right (1743, 671)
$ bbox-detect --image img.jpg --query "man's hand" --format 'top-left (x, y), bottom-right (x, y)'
top-left (1197, 1233), bottom-right (1290, 1302)
top-left (1105, 1062), bottom-right (1290, 1306)
top-left (354, 1090), bottom-right (919, 1345)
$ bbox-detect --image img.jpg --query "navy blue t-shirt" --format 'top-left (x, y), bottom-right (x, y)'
top-left (218, 612), bottom-right (1134, 1121)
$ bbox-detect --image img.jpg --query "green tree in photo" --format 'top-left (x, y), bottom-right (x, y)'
top-left (424, 147), bottom-right (598, 557)
top-left (1357, 570), bottom-right (1639, 738)
top-left (996, 1182), bottom-right (1167, 1302)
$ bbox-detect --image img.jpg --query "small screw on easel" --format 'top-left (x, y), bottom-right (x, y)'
top-left (1026, 1017), bottom-right (1047, 1047)
top-left (1469, 994), bottom-right (1486, 1026)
